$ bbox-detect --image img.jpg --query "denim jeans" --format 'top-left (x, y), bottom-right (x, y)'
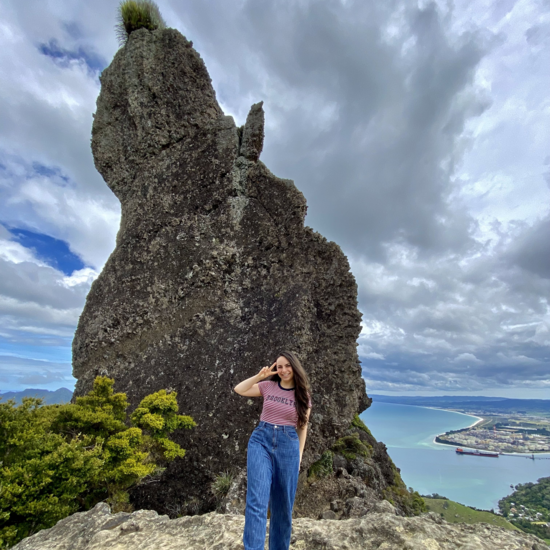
top-left (243, 421), bottom-right (300, 550)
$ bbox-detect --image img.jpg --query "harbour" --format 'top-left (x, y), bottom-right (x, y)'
top-left (361, 401), bottom-right (550, 510)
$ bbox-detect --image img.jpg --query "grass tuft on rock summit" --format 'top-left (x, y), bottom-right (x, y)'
top-left (116, 0), bottom-right (166, 45)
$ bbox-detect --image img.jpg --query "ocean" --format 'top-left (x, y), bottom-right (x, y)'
top-left (360, 401), bottom-right (550, 511)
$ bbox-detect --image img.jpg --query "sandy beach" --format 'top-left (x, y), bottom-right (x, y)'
top-left (428, 408), bottom-right (483, 447)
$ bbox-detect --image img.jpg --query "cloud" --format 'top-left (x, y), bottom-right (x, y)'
top-left (453, 353), bottom-right (483, 366)
top-left (0, 227), bottom-right (95, 391)
top-left (0, 355), bottom-right (73, 391)
top-left (177, 0), bottom-right (494, 261)
top-left (38, 38), bottom-right (107, 73)
top-left (0, 2), bottom-right (120, 270)
top-left (505, 216), bottom-right (550, 279)
top-left (0, 0), bottom-right (548, 396)
top-left (0, 155), bottom-right (120, 270)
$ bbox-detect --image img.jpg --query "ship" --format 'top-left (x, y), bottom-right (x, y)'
top-left (456, 447), bottom-right (499, 458)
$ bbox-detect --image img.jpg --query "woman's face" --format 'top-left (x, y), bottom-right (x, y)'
top-left (276, 355), bottom-right (294, 384)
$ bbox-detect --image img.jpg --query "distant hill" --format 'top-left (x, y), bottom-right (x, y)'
top-left (370, 394), bottom-right (550, 414)
top-left (0, 388), bottom-right (73, 405)
top-left (422, 497), bottom-right (519, 531)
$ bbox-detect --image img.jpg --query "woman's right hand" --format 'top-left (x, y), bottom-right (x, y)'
top-left (257, 362), bottom-right (277, 380)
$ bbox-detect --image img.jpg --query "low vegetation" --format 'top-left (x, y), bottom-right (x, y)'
top-left (0, 376), bottom-right (195, 548)
top-left (423, 498), bottom-right (520, 530)
top-left (116, 0), bottom-right (166, 46)
top-left (331, 434), bottom-right (372, 461)
top-left (211, 471), bottom-right (234, 505)
top-left (350, 413), bottom-right (373, 436)
top-left (383, 461), bottom-right (427, 516)
top-left (308, 451), bottom-right (333, 480)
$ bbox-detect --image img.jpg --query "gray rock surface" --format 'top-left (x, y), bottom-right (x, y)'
top-left (73, 26), bottom-right (370, 514)
top-left (240, 101), bottom-right (265, 161)
top-left (13, 503), bottom-right (547, 550)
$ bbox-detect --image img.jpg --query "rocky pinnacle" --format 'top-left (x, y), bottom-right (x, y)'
top-left (73, 27), bottom-right (370, 515)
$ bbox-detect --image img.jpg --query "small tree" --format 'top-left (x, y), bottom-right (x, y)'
top-left (131, 389), bottom-right (196, 461)
top-left (116, 0), bottom-right (166, 46)
top-left (0, 397), bottom-right (104, 547)
top-left (0, 377), bottom-right (195, 548)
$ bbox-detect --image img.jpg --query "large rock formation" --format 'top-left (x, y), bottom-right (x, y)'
top-left (13, 503), bottom-right (547, 550)
top-left (73, 26), bottom-right (376, 514)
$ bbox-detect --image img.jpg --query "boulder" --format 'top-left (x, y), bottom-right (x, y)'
top-left (13, 503), bottom-right (547, 550)
top-left (73, 26), bottom-right (369, 514)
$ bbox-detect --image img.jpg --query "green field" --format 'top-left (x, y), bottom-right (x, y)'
top-left (423, 498), bottom-right (520, 531)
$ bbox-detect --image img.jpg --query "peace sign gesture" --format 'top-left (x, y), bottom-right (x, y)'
top-left (233, 362), bottom-right (277, 397)
top-left (257, 362), bottom-right (277, 380)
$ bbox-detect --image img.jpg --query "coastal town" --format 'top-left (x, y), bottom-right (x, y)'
top-left (506, 503), bottom-right (546, 521)
top-left (436, 415), bottom-right (550, 454)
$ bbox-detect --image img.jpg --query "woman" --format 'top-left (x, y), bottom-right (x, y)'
top-left (233, 351), bottom-right (312, 550)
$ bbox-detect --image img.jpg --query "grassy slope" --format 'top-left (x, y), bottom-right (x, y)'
top-left (423, 498), bottom-right (520, 531)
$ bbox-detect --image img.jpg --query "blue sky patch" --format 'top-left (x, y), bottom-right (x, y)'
top-left (31, 162), bottom-right (70, 183)
top-left (8, 226), bottom-right (86, 276)
top-left (38, 38), bottom-right (106, 73)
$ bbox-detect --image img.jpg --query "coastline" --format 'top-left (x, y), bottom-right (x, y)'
top-left (364, 402), bottom-right (550, 510)
top-left (428, 409), bottom-right (550, 455)
top-left (371, 402), bottom-right (484, 448)
top-left (421, 407), bottom-right (483, 428)
top-left (379, 403), bottom-right (484, 428)
top-left (429, 408), bottom-right (483, 448)
top-left (369, 402), bottom-right (550, 455)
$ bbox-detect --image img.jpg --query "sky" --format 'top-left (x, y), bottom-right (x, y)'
top-left (0, 0), bottom-right (549, 398)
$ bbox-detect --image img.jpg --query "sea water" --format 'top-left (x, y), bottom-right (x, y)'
top-left (360, 401), bottom-right (550, 510)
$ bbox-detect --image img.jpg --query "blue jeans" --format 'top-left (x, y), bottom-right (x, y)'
top-left (243, 421), bottom-right (300, 550)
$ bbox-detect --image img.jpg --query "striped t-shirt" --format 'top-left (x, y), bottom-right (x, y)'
top-left (258, 380), bottom-right (312, 427)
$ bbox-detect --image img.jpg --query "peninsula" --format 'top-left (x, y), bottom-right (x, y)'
top-left (435, 416), bottom-right (550, 454)
top-left (371, 395), bottom-right (550, 454)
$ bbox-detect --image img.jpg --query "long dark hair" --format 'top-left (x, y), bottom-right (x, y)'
top-left (269, 351), bottom-right (311, 429)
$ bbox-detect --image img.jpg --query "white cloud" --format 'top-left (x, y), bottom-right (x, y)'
top-left (5, 170), bottom-right (120, 269)
top-left (0, 0), bottom-right (549, 395)
top-left (0, 235), bottom-right (42, 264)
top-left (0, 1), bottom-right (120, 272)
top-left (453, 353), bottom-right (483, 365)
top-left (0, 355), bottom-right (72, 391)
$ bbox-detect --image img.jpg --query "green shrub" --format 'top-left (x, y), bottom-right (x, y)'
top-left (116, 0), bottom-right (166, 46)
top-left (331, 434), bottom-right (372, 461)
top-left (350, 413), bottom-right (373, 436)
top-left (211, 471), bottom-right (234, 500)
top-left (308, 451), bottom-right (333, 480)
top-left (0, 376), bottom-right (195, 548)
top-left (382, 478), bottom-right (428, 516)
top-left (131, 389), bottom-right (196, 462)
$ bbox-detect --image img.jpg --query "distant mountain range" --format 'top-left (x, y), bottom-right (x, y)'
top-left (370, 394), bottom-right (550, 413)
top-left (0, 388), bottom-right (73, 405)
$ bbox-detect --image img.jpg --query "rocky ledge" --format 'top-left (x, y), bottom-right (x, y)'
top-left (13, 503), bottom-right (546, 550)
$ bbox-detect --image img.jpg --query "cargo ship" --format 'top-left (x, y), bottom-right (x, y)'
top-left (456, 447), bottom-right (498, 458)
